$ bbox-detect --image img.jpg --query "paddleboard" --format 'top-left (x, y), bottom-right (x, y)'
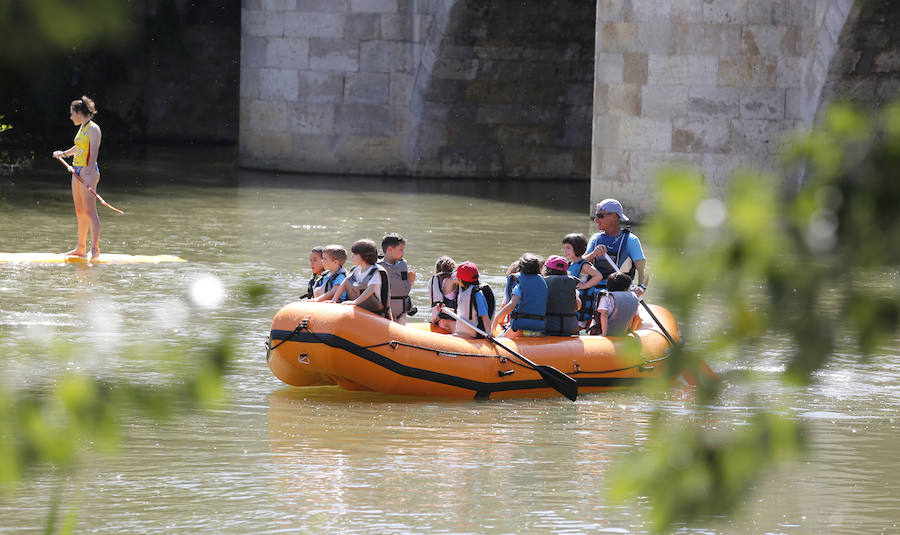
top-left (0, 253), bottom-right (186, 264)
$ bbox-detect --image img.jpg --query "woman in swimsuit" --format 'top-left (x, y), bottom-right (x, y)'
top-left (52, 96), bottom-right (102, 261)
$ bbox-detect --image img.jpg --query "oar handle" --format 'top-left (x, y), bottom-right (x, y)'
top-left (603, 253), bottom-right (618, 273)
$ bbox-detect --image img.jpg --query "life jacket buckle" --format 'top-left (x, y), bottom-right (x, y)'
top-left (264, 336), bottom-right (271, 363)
top-left (573, 361), bottom-right (581, 374)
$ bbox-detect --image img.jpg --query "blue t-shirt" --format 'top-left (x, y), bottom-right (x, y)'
top-left (323, 270), bottom-right (347, 302)
top-left (587, 231), bottom-right (645, 269)
top-left (472, 290), bottom-right (489, 317)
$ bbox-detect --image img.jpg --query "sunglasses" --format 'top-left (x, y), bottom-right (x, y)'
top-left (592, 212), bottom-right (615, 220)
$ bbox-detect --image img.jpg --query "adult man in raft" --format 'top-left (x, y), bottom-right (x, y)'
top-left (582, 198), bottom-right (648, 296)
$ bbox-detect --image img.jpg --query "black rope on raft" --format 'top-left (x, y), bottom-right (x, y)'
top-left (569, 355), bottom-right (670, 375)
top-left (267, 319), bottom-right (309, 351)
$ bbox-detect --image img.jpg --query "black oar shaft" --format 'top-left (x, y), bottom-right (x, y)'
top-left (638, 299), bottom-right (678, 346)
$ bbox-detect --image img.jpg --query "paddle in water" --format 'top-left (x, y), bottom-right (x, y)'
top-left (55, 155), bottom-right (124, 215)
top-left (439, 306), bottom-right (578, 402)
top-left (602, 253), bottom-right (717, 385)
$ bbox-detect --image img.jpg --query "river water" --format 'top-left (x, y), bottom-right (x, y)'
top-left (1, 147), bottom-right (898, 534)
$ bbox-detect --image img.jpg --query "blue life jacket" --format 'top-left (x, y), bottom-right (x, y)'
top-left (591, 229), bottom-right (636, 285)
top-left (505, 273), bottom-right (519, 303)
top-left (569, 259), bottom-right (600, 324)
top-left (510, 273), bottom-right (548, 333)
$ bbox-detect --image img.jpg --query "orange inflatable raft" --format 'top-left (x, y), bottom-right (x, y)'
top-left (266, 301), bottom-right (679, 400)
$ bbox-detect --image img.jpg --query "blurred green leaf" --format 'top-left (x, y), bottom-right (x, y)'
top-left (613, 100), bottom-right (900, 530)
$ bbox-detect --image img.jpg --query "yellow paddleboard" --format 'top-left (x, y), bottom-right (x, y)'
top-left (0, 253), bottom-right (186, 264)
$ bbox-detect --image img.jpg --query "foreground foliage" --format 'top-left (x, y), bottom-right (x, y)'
top-left (609, 101), bottom-right (900, 531)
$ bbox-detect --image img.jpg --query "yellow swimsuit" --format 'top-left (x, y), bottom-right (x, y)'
top-left (73, 121), bottom-right (97, 167)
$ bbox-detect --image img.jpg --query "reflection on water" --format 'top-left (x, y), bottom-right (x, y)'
top-left (1, 146), bottom-right (899, 533)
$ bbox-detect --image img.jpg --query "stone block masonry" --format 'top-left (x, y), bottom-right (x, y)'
top-left (591, 0), bottom-right (899, 220)
top-left (240, 0), bottom-right (596, 179)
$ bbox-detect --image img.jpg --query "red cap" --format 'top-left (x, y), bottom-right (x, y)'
top-left (454, 261), bottom-right (479, 283)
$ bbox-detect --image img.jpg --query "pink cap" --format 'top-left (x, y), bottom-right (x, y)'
top-left (545, 255), bottom-right (569, 272)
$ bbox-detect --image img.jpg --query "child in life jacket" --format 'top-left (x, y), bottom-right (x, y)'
top-left (452, 261), bottom-right (494, 339)
top-left (378, 233), bottom-right (416, 324)
top-left (332, 239), bottom-right (391, 318)
top-left (492, 253), bottom-right (548, 337)
top-left (541, 255), bottom-right (582, 336)
top-left (562, 233), bottom-right (604, 330)
top-left (301, 245), bottom-right (325, 299)
top-left (313, 244), bottom-right (348, 302)
top-left (592, 271), bottom-right (640, 336)
top-left (430, 256), bottom-right (458, 331)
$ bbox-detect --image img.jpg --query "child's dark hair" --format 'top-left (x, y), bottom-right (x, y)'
top-left (311, 246), bottom-right (324, 257)
top-left (562, 233), bottom-right (588, 257)
top-left (351, 239), bottom-right (379, 265)
top-left (607, 271), bottom-right (632, 291)
top-left (381, 232), bottom-right (406, 252)
top-left (70, 96), bottom-right (97, 117)
top-left (435, 255), bottom-right (456, 274)
top-left (542, 265), bottom-right (567, 277)
top-left (518, 253), bottom-right (542, 275)
top-left (323, 244), bottom-right (347, 264)
top-left (459, 279), bottom-right (478, 290)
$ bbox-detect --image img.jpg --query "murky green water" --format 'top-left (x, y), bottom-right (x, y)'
top-left (1, 147), bottom-right (899, 533)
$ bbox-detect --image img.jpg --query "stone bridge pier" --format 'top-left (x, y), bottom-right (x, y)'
top-left (591, 0), bottom-right (900, 218)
